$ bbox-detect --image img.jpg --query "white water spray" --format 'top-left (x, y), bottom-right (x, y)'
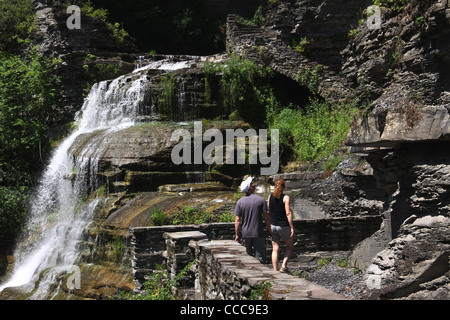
top-left (0, 68), bottom-right (153, 298)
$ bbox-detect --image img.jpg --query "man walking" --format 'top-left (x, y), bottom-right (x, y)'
top-left (234, 177), bottom-right (271, 263)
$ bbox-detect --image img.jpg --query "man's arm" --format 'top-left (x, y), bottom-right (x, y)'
top-left (264, 196), bottom-right (272, 236)
top-left (235, 215), bottom-right (241, 242)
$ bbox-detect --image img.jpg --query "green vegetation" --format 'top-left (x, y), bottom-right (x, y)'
top-left (205, 56), bottom-right (358, 166)
top-left (236, 5), bottom-right (266, 27)
top-left (172, 206), bottom-right (212, 225)
top-left (249, 280), bottom-right (272, 300)
top-left (149, 207), bottom-right (171, 226)
top-left (373, 0), bottom-right (410, 13)
top-left (218, 212), bottom-right (236, 223)
top-left (317, 257), bottom-right (332, 269)
top-left (336, 256), bottom-right (349, 268)
top-left (0, 0), bottom-right (36, 52)
top-left (0, 0), bottom-right (61, 236)
top-left (267, 100), bottom-right (358, 163)
top-left (112, 237), bottom-right (126, 262)
top-left (149, 206), bottom-right (235, 226)
top-left (122, 262), bottom-right (194, 300)
top-left (81, 0), bottom-right (129, 45)
top-left (82, 54), bottom-right (122, 92)
top-left (296, 65), bottom-right (323, 92)
top-left (323, 154), bottom-right (347, 177)
top-left (158, 73), bottom-right (178, 120)
top-left (90, 0), bottom-right (227, 55)
top-left (204, 54), bottom-right (274, 126)
top-left (291, 37), bottom-right (310, 55)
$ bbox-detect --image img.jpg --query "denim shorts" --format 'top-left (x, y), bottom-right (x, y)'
top-left (271, 225), bottom-right (291, 242)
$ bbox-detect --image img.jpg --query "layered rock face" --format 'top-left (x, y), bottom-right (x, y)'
top-left (342, 1), bottom-right (450, 299)
top-left (225, 0), bottom-right (450, 299)
top-left (33, 0), bottom-right (140, 123)
top-left (344, 0), bottom-right (450, 147)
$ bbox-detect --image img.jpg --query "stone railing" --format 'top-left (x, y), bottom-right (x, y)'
top-left (191, 238), bottom-right (344, 300)
top-left (130, 215), bottom-right (381, 296)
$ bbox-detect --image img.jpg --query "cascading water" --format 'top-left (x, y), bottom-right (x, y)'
top-left (0, 62), bottom-right (161, 298)
top-left (0, 55), bottom-right (211, 299)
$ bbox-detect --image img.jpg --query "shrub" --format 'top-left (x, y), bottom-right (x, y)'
top-left (373, 0), bottom-right (410, 13)
top-left (0, 48), bottom-right (60, 176)
top-left (0, 0), bottom-right (36, 51)
top-left (249, 281), bottom-right (272, 300)
top-left (219, 212), bottom-right (236, 223)
top-left (171, 206), bottom-right (212, 225)
top-left (123, 262), bottom-right (194, 300)
top-left (203, 54), bottom-right (273, 126)
top-left (149, 207), bottom-right (170, 226)
top-left (0, 185), bottom-right (29, 235)
top-left (81, 1), bottom-right (129, 45)
top-left (267, 100), bottom-right (358, 163)
top-left (296, 65), bottom-right (323, 92)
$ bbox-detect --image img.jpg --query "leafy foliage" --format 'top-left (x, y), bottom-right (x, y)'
top-left (149, 207), bottom-right (171, 226)
top-left (123, 262), bottom-right (194, 300)
top-left (0, 48), bottom-right (60, 235)
top-left (0, 0), bottom-right (36, 51)
top-left (0, 1), bottom-right (61, 236)
top-left (0, 48), bottom-right (60, 180)
top-left (204, 55), bottom-right (274, 126)
top-left (0, 185), bottom-right (29, 235)
top-left (267, 100), bottom-right (358, 163)
top-left (81, 1), bottom-right (129, 45)
top-left (373, 0), bottom-right (410, 13)
top-left (90, 0), bottom-right (228, 54)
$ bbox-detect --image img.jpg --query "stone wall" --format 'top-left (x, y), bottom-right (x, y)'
top-left (130, 215), bottom-right (381, 289)
top-left (191, 239), bottom-right (344, 300)
top-left (131, 223), bottom-right (236, 287)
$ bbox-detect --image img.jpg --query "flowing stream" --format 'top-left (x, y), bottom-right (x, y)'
top-left (0, 57), bottom-right (197, 298)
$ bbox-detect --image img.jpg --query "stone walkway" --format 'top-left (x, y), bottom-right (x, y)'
top-left (195, 239), bottom-right (346, 300)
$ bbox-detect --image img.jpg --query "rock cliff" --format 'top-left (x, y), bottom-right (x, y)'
top-left (226, 0), bottom-right (450, 299)
top-left (32, 0), bottom-right (140, 124)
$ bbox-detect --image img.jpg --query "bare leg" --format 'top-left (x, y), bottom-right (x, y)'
top-left (281, 238), bottom-right (294, 270)
top-left (271, 241), bottom-right (280, 271)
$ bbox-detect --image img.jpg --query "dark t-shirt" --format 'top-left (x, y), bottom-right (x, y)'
top-left (234, 194), bottom-right (268, 238)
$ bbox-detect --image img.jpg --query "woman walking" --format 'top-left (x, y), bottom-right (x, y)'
top-left (268, 179), bottom-right (294, 272)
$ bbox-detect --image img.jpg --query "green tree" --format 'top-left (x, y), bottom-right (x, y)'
top-left (0, 48), bottom-right (60, 176)
top-left (0, 0), bottom-right (36, 51)
top-left (0, 48), bottom-right (60, 235)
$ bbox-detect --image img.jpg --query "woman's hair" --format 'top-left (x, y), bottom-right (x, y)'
top-left (273, 179), bottom-right (285, 199)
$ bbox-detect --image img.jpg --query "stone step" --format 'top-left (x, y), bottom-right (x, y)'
top-left (158, 181), bottom-right (234, 193)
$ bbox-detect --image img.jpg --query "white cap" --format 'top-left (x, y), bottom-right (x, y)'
top-left (239, 177), bottom-right (253, 193)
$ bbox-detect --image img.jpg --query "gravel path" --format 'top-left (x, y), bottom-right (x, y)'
top-left (266, 251), bottom-right (369, 300)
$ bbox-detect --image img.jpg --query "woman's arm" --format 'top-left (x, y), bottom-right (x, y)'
top-left (283, 195), bottom-right (294, 238)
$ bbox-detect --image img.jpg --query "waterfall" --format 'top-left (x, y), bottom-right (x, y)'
top-left (0, 55), bottom-right (206, 298)
top-left (0, 69), bottom-right (153, 298)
